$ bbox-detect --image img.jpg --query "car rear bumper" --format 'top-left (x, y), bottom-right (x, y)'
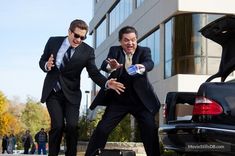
top-left (159, 123), bottom-right (235, 154)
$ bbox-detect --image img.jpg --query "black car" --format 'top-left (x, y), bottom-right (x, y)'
top-left (159, 15), bottom-right (235, 156)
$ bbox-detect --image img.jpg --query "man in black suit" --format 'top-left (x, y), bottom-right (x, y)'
top-left (39, 19), bottom-right (125, 156)
top-left (85, 26), bottom-right (161, 156)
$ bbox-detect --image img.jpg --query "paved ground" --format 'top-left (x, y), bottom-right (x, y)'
top-left (0, 154), bottom-right (146, 156)
top-left (0, 153), bottom-right (146, 156)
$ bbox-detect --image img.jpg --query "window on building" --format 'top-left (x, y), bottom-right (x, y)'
top-left (136, 0), bottom-right (144, 8)
top-left (164, 14), bottom-right (223, 79)
top-left (165, 20), bottom-right (173, 78)
top-left (96, 18), bottom-right (107, 48)
top-left (95, 0), bottom-right (101, 3)
top-left (109, 0), bottom-right (133, 35)
top-left (139, 29), bottom-right (160, 65)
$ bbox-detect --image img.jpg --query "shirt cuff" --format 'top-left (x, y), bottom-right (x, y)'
top-left (106, 64), bottom-right (116, 73)
top-left (105, 81), bottom-right (109, 89)
top-left (137, 66), bottom-right (145, 75)
top-left (44, 62), bottom-right (49, 71)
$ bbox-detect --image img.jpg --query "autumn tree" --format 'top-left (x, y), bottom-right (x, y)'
top-left (78, 108), bottom-right (132, 142)
top-left (0, 91), bottom-right (10, 136)
top-left (0, 91), bottom-right (8, 115)
top-left (21, 97), bottom-right (50, 136)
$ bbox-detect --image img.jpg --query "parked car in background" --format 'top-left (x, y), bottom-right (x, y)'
top-left (159, 15), bottom-right (235, 156)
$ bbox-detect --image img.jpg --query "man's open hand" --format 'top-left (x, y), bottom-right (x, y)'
top-left (106, 58), bottom-right (123, 70)
top-left (47, 54), bottom-right (55, 71)
top-left (107, 78), bottom-right (125, 94)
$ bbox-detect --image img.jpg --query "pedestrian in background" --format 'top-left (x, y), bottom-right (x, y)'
top-left (22, 130), bottom-right (33, 154)
top-left (35, 128), bottom-right (48, 155)
top-left (7, 134), bottom-right (16, 154)
top-left (2, 135), bottom-right (8, 154)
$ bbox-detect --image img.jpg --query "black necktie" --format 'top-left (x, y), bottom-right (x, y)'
top-left (53, 46), bottom-right (72, 92)
top-left (125, 53), bottom-right (133, 71)
top-left (60, 46), bottom-right (72, 70)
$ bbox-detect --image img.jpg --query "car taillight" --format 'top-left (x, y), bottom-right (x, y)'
top-left (193, 96), bottom-right (223, 115)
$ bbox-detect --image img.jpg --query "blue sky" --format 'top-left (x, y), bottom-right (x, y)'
top-left (0, 0), bottom-right (92, 105)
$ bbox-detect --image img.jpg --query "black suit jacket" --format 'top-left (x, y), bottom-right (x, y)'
top-left (90, 45), bottom-right (160, 114)
top-left (39, 36), bottom-right (107, 105)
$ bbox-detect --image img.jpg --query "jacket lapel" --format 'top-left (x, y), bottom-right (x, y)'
top-left (70, 43), bottom-right (84, 62)
top-left (53, 37), bottom-right (67, 61)
top-left (117, 48), bottom-right (125, 76)
top-left (61, 43), bottom-right (85, 71)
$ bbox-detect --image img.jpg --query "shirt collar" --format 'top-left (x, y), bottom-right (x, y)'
top-left (122, 50), bottom-right (134, 56)
top-left (65, 37), bottom-right (71, 48)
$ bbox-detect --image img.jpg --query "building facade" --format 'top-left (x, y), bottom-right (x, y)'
top-left (89, 0), bottom-right (235, 124)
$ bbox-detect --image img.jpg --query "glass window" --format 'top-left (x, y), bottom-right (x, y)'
top-left (136, 0), bottom-right (144, 8)
top-left (164, 14), bottom-right (224, 78)
top-left (177, 56), bottom-right (206, 74)
top-left (165, 20), bottom-right (173, 78)
top-left (207, 58), bottom-right (221, 75)
top-left (96, 18), bottom-right (107, 48)
top-left (139, 29), bottom-right (160, 65)
top-left (109, 0), bottom-right (133, 35)
top-left (207, 40), bottom-right (222, 57)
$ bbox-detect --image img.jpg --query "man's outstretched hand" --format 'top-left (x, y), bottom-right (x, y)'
top-left (107, 78), bottom-right (125, 94)
top-left (106, 58), bottom-right (123, 70)
top-left (46, 54), bottom-right (55, 71)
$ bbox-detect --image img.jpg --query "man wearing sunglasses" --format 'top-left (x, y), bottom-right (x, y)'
top-left (39, 19), bottom-right (125, 156)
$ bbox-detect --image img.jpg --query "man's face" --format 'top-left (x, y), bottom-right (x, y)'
top-left (120, 32), bottom-right (137, 54)
top-left (68, 27), bottom-right (87, 48)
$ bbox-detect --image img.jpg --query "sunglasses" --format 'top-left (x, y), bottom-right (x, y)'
top-left (71, 30), bottom-right (86, 40)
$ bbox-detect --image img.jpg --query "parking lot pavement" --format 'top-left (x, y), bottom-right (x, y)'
top-left (0, 153), bottom-right (85, 156)
top-left (0, 152), bottom-right (40, 155)
top-left (0, 153), bottom-right (146, 156)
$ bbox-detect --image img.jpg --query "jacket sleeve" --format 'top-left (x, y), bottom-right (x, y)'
top-left (86, 47), bottom-right (107, 88)
top-left (39, 37), bottom-right (53, 73)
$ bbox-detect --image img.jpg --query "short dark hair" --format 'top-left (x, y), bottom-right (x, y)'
top-left (69, 19), bottom-right (88, 32)
top-left (118, 26), bottom-right (138, 41)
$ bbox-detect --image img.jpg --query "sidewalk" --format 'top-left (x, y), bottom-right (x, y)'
top-left (0, 152), bottom-right (85, 156)
top-left (0, 153), bottom-right (146, 156)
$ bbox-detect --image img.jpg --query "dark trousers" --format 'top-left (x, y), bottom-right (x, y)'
top-left (46, 91), bottom-right (80, 156)
top-left (2, 147), bottom-right (7, 154)
top-left (38, 142), bottom-right (47, 154)
top-left (24, 147), bottom-right (30, 154)
top-left (85, 104), bottom-right (161, 156)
